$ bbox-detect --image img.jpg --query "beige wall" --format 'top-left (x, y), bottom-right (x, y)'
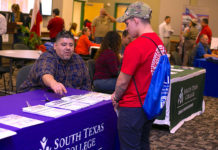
top-left (88, 0), bottom-right (161, 33)
top-left (41, 0), bottom-right (72, 32)
top-left (196, 0), bottom-right (218, 37)
top-left (41, 0), bottom-right (218, 38)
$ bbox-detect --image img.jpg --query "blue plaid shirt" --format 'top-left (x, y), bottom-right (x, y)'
top-left (19, 48), bottom-right (91, 92)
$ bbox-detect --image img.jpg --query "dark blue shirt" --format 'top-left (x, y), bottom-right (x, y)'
top-left (193, 42), bottom-right (211, 65)
top-left (19, 48), bottom-right (91, 92)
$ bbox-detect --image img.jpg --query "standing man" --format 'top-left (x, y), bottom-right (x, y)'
top-left (159, 16), bottom-right (174, 53)
top-left (19, 31), bottom-right (91, 95)
top-left (47, 8), bottom-right (64, 42)
top-left (0, 13), bottom-right (7, 65)
top-left (91, 8), bottom-right (116, 44)
top-left (113, 2), bottom-right (166, 150)
top-left (196, 18), bottom-right (212, 44)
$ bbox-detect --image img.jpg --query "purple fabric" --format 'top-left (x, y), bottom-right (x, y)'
top-left (194, 58), bottom-right (218, 97)
top-left (0, 88), bottom-right (119, 150)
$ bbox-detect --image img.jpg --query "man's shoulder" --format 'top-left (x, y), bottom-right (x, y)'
top-left (93, 16), bottom-right (100, 21)
top-left (72, 53), bottom-right (85, 63)
top-left (159, 21), bottom-right (165, 27)
top-left (39, 49), bottom-right (57, 60)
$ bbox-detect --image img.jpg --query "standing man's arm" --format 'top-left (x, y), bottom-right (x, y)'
top-left (111, 72), bottom-right (132, 107)
top-left (105, 12), bottom-right (116, 23)
top-left (91, 19), bottom-right (96, 40)
top-left (42, 74), bottom-right (67, 95)
top-left (47, 19), bottom-right (52, 30)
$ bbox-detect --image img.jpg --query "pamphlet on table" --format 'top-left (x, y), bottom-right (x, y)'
top-left (22, 105), bottom-right (71, 118)
top-left (45, 92), bottom-right (111, 111)
top-left (0, 128), bottom-right (17, 139)
top-left (0, 114), bottom-right (44, 129)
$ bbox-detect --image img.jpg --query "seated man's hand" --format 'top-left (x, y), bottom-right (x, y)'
top-left (50, 81), bottom-right (67, 95)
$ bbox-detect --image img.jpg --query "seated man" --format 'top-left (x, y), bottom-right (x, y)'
top-left (19, 31), bottom-right (91, 95)
top-left (193, 34), bottom-right (218, 66)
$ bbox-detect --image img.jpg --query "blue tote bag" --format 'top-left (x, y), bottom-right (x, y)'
top-left (133, 36), bottom-right (171, 120)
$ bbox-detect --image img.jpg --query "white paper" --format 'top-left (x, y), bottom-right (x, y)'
top-left (22, 105), bottom-right (71, 118)
top-left (2, 34), bottom-right (9, 42)
top-left (210, 37), bottom-right (218, 49)
top-left (171, 68), bottom-right (184, 72)
top-left (171, 72), bottom-right (177, 74)
top-left (46, 92), bottom-right (112, 111)
top-left (45, 99), bottom-right (90, 111)
top-left (0, 114), bottom-right (44, 129)
top-left (0, 128), bottom-right (17, 139)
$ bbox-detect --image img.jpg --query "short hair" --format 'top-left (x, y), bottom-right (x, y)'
top-left (55, 30), bottom-right (74, 42)
top-left (199, 34), bottom-right (208, 40)
top-left (202, 18), bottom-right (208, 24)
top-left (53, 8), bottom-right (60, 16)
top-left (140, 18), bottom-right (151, 24)
top-left (122, 30), bottom-right (129, 37)
top-left (165, 16), bottom-right (170, 20)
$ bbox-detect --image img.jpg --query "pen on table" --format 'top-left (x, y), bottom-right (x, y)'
top-left (42, 93), bottom-right (50, 102)
top-left (26, 101), bottom-right (31, 107)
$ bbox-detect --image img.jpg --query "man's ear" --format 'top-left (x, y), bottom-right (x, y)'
top-left (53, 43), bottom-right (57, 51)
top-left (133, 18), bottom-right (139, 25)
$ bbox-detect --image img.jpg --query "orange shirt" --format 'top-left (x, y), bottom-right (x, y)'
top-left (75, 35), bottom-right (100, 55)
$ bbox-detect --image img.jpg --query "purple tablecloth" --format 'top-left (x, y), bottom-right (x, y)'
top-left (0, 88), bottom-right (119, 150)
top-left (194, 58), bottom-right (218, 97)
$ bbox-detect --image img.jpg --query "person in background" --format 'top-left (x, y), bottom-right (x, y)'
top-left (9, 4), bottom-right (25, 44)
top-left (69, 22), bottom-right (77, 36)
top-left (0, 13), bottom-right (7, 65)
top-left (47, 8), bottom-right (64, 42)
top-left (193, 34), bottom-right (218, 66)
top-left (83, 19), bottom-right (92, 31)
top-left (159, 16), bottom-right (174, 53)
top-left (120, 30), bottom-right (133, 58)
top-left (93, 31), bottom-right (121, 93)
top-left (91, 8), bottom-right (116, 44)
top-left (24, 9), bottom-right (33, 29)
top-left (75, 27), bottom-right (100, 56)
top-left (196, 18), bottom-right (212, 45)
top-left (113, 2), bottom-right (165, 149)
top-left (19, 31), bottom-right (91, 95)
top-left (182, 18), bottom-right (199, 66)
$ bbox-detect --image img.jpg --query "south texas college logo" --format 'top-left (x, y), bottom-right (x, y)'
top-left (39, 137), bottom-right (51, 150)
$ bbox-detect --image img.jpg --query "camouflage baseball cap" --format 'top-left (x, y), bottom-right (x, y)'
top-left (117, 1), bottom-right (152, 23)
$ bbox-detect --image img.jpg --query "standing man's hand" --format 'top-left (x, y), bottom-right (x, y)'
top-left (111, 93), bottom-right (119, 112)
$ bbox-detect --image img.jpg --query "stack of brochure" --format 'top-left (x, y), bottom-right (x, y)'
top-left (46, 92), bottom-right (111, 111)
top-left (45, 99), bottom-right (90, 111)
top-left (0, 114), bottom-right (43, 129)
top-left (22, 105), bottom-right (71, 118)
top-left (0, 128), bottom-right (17, 139)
